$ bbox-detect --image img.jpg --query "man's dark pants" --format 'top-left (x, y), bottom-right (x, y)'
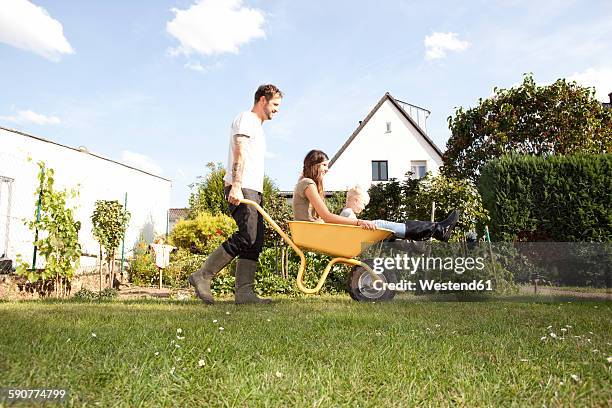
top-left (221, 187), bottom-right (264, 261)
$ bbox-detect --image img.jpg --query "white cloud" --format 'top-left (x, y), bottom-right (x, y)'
top-left (166, 0), bottom-right (266, 57)
top-left (0, 109), bottom-right (61, 125)
top-left (120, 150), bottom-right (163, 175)
top-left (424, 32), bottom-right (470, 61)
top-left (0, 0), bottom-right (74, 61)
top-left (567, 67), bottom-right (612, 102)
top-left (184, 61), bottom-right (222, 73)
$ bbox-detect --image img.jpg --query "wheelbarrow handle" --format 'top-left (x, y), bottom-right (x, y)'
top-left (238, 199), bottom-right (309, 289)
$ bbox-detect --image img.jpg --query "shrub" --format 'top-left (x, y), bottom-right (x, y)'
top-left (361, 173), bottom-right (489, 239)
top-left (128, 241), bottom-right (157, 286)
top-left (73, 287), bottom-right (118, 300)
top-left (169, 212), bottom-right (236, 255)
top-left (478, 154), bottom-right (612, 242)
top-left (73, 288), bottom-right (98, 300)
top-left (98, 287), bottom-right (118, 300)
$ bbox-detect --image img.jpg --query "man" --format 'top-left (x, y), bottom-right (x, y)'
top-left (189, 84), bottom-right (283, 304)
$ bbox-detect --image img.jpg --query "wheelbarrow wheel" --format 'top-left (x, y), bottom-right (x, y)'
top-left (347, 259), bottom-right (397, 302)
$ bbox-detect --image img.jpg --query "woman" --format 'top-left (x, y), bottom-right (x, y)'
top-left (292, 150), bottom-right (377, 230)
top-left (293, 150), bottom-right (459, 241)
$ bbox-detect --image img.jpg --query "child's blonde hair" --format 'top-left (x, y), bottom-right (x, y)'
top-left (346, 185), bottom-right (370, 206)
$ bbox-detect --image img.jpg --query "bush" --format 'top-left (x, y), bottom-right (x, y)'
top-left (73, 287), bottom-right (118, 300)
top-left (478, 154), bottom-right (612, 242)
top-left (98, 287), bottom-right (118, 300)
top-left (73, 288), bottom-right (98, 300)
top-left (128, 241), bottom-right (158, 286)
top-left (169, 212), bottom-right (236, 255)
top-left (361, 173), bottom-right (489, 239)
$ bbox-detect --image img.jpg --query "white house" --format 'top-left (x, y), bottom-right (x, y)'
top-left (324, 92), bottom-right (444, 191)
top-left (0, 126), bottom-right (172, 269)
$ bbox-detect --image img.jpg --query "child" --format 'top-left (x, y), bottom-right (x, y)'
top-left (340, 186), bottom-right (459, 242)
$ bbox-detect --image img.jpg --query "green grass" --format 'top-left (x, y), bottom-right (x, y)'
top-left (543, 286), bottom-right (612, 294)
top-left (1, 296), bottom-right (611, 407)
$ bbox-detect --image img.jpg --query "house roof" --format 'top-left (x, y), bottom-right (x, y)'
top-left (168, 208), bottom-right (189, 221)
top-left (329, 92), bottom-right (444, 167)
top-left (0, 125), bottom-right (171, 182)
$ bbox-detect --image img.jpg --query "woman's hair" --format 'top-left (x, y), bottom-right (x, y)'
top-left (302, 149), bottom-right (329, 201)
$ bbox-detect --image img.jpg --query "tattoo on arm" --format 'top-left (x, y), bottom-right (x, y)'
top-left (232, 162), bottom-right (243, 183)
top-left (232, 134), bottom-right (249, 184)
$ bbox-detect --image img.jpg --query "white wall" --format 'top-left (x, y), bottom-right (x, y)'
top-left (0, 127), bottom-right (171, 268)
top-left (325, 99), bottom-right (443, 191)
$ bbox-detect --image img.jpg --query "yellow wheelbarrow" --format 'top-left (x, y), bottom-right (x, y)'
top-left (241, 199), bottom-right (397, 301)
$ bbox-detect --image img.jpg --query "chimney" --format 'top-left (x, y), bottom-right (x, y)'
top-left (609, 92), bottom-right (612, 104)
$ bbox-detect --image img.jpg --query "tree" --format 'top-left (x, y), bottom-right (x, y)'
top-left (91, 200), bottom-right (130, 290)
top-left (16, 162), bottom-right (81, 297)
top-left (443, 73), bottom-right (612, 182)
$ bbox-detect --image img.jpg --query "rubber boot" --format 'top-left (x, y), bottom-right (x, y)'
top-left (189, 246), bottom-right (233, 304)
top-left (404, 220), bottom-right (437, 240)
top-left (432, 210), bottom-right (460, 242)
top-left (234, 258), bottom-right (271, 304)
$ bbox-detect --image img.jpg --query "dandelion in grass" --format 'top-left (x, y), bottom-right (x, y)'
top-left (520, 359), bottom-right (529, 362)
top-left (607, 356), bottom-right (612, 363)
top-left (91, 333), bottom-right (97, 338)
top-left (592, 349), bottom-right (599, 353)
top-left (198, 359), bottom-right (206, 367)
top-left (66, 338), bottom-right (71, 342)
top-left (177, 336), bottom-right (185, 340)
top-left (177, 328), bottom-right (183, 334)
top-left (207, 348), bottom-right (212, 353)
top-left (226, 311), bottom-right (230, 315)
top-left (213, 319), bottom-right (218, 324)
top-left (565, 325), bottom-right (572, 328)
top-left (266, 319), bottom-right (271, 322)
top-left (175, 344), bottom-right (181, 348)
top-left (155, 352), bottom-right (159, 356)
top-left (219, 327), bottom-right (224, 331)
top-left (559, 381), bottom-right (564, 386)
top-left (540, 336), bottom-right (547, 341)
top-left (275, 371), bottom-right (283, 378)
top-left (170, 367), bottom-right (175, 374)
top-left (547, 325), bottom-right (552, 330)
top-left (570, 374), bottom-right (580, 382)
top-left (549, 333), bottom-right (557, 339)
top-left (561, 328), bottom-right (567, 333)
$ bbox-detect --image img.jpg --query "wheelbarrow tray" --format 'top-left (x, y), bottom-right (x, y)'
top-left (288, 221), bottom-right (393, 258)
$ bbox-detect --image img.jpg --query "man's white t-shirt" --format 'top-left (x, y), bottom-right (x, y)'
top-left (223, 111), bottom-right (266, 193)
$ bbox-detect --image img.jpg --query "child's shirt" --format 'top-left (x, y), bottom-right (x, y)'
top-left (339, 207), bottom-right (357, 219)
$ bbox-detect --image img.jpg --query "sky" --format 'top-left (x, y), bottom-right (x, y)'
top-left (1, 0), bottom-right (611, 207)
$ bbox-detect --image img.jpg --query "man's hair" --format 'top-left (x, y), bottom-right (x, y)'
top-left (254, 84), bottom-right (283, 103)
top-left (346, 185), bottom-right (370, 205)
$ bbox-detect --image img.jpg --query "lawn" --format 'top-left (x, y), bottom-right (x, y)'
top-left (1, 295), bottom-right (611, 407)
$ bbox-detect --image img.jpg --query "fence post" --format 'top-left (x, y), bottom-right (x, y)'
top-left (32, 166), bottom-right (44, 269)
top-left (120, 192), bottom-right (127, 278)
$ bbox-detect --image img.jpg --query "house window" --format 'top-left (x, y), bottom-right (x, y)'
top-left (410, 161), bottom-right (427, 179)
top-left (372, 161), bottom-right (388, 181)
top-left (385, 122), bottom-right (392, 133)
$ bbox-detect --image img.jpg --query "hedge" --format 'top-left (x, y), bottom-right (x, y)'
top-left (478, 154), bottom-right (612, 242)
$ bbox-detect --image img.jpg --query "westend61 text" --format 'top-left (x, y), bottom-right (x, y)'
top-left (373, 255), bottom-right (486, 275)
top-left (372, 279), bottom-right (493, 292)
